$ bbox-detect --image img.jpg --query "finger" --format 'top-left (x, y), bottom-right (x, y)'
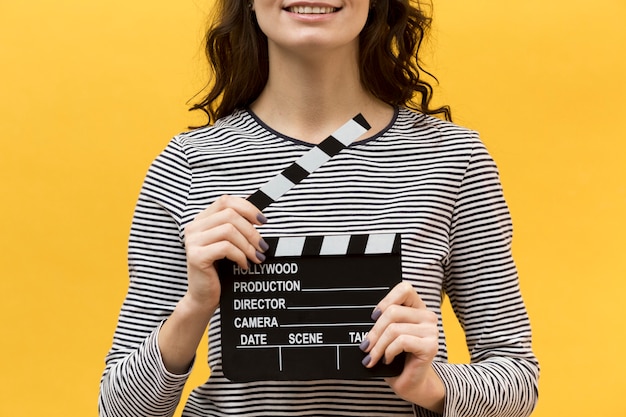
top-left (383, 332), bottom-right (438, 366)
top-left (188, 208), bottom-right (267, 253)
top-left (362, 282), bottom-right (426, 356)
top-left (364, 318), bottom-right (438, 368)
top-left (361, 305), bottom-right (437, 366)
top-left (367, 304), bottom-right (436, 345)
top-left (371, 282), bottom-right (425, 319)
top-left (188, 239), bottom-right (254, 271)
top-left (187, 223), bottom-right (264, 269)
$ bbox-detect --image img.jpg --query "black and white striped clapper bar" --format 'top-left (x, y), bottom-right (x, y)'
top-left (247, 114), bottom-right (371, 211)
top-left (263, 233), bottom-right (399, 258)
top-left (218, 233), bottom-right (405, 382)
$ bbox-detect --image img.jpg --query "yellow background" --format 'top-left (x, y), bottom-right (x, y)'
top-left (1, 0), bottom-right (624, 416)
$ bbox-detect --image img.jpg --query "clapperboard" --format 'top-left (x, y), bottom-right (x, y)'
top-left (218, 115), bottom-right (405, 381)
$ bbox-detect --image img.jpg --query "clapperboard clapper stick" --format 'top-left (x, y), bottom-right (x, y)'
top-left (247, 114), bottom-right (371, 211)
top-left (218, 114), bottom-right (406, 381)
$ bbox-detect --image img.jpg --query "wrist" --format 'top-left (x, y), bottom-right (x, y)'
top-left (158, 294), bottom-right (215, 374)
top-left (178, 292), bottom-right (217, 322)
top-left (415, 366), bottom-right (446, 414)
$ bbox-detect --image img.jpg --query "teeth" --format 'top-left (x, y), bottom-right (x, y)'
top-left (288, 6), bottom-right (337, 14)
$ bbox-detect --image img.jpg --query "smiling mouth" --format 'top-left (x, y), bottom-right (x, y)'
top-left (286, 6), bottom-right (340, 14)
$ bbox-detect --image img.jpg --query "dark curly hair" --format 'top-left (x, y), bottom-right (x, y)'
top-left (191, 0), bottom-right (450, 125)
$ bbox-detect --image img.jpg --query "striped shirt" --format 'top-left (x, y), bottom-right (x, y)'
top-left (99, 107), bottom-right (539, 417)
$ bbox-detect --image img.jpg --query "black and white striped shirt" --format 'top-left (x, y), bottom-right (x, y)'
top-left (99, 107), bottom-right (539, 417)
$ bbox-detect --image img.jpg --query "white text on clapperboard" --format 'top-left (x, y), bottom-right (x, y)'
top-left (230, 262), bottom-right (368, 347)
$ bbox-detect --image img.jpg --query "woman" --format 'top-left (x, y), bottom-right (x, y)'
top-left (99, 1), bottom-right (539, 416)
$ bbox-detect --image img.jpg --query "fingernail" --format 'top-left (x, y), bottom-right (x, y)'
top-left (257, 213), bottom-right (268, 224)
top-left (361, 354), bottom-right (371, 367)
top-left (256, 250), bottom-right (266, 263)
top-left (359, 339), bottom-right (370, 352)
top-left (259, 238), bottom-right (270, 252)
top-left (371, 308), bottom-right (382, 321)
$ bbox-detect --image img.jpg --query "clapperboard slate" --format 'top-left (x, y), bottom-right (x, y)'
top-left (217, 115), bottom-right (405, 381)
top-left (217, 233), bottom-right (404, 381)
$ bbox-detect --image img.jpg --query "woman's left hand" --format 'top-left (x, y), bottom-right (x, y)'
top-left (361, 281), bottom-right (445, 412)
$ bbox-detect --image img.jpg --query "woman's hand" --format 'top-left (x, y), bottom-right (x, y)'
top-left (360, 281), bottom-right (445, 413)
top-left (159, 195), bottom-right (268, 374)
top-left (183, 194), bottom-right (269, 314)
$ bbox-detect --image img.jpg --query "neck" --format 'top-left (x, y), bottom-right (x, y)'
top-left (250, 45), bottom-right (393, 144)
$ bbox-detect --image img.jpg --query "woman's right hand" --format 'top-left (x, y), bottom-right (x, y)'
top-left (182, 194), bottom-right (268, 315)
top-left (160, 195), bottom-right (268, 374)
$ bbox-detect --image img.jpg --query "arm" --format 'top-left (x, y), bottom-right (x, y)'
top-left (99, 139), bottom-right (194, 417)
top-left (434, 140), bottom-right (539, 417)
top-left (98, 139), bottom-right (268, 417)
top-left (362, 137), bottom-right (539, 417)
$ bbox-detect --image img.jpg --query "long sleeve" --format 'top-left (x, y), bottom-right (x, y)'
top-left (417, 140), bottom-right (539, 417)
top-left (99, 138), bottom-right (194, 417)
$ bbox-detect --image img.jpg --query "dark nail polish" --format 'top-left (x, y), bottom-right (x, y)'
top-left (256, 213), bottom-right (268, 224)
top-left (359, 339), bottom-right (370, 352)
top-left (371, 308), bottom-right (382, 321)
top-left (256, 250), bottom-right (266, 263)
top-left (361, 354), bottom-right (371, 367)
top-left (259, 238), bottom-right (270, 252)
